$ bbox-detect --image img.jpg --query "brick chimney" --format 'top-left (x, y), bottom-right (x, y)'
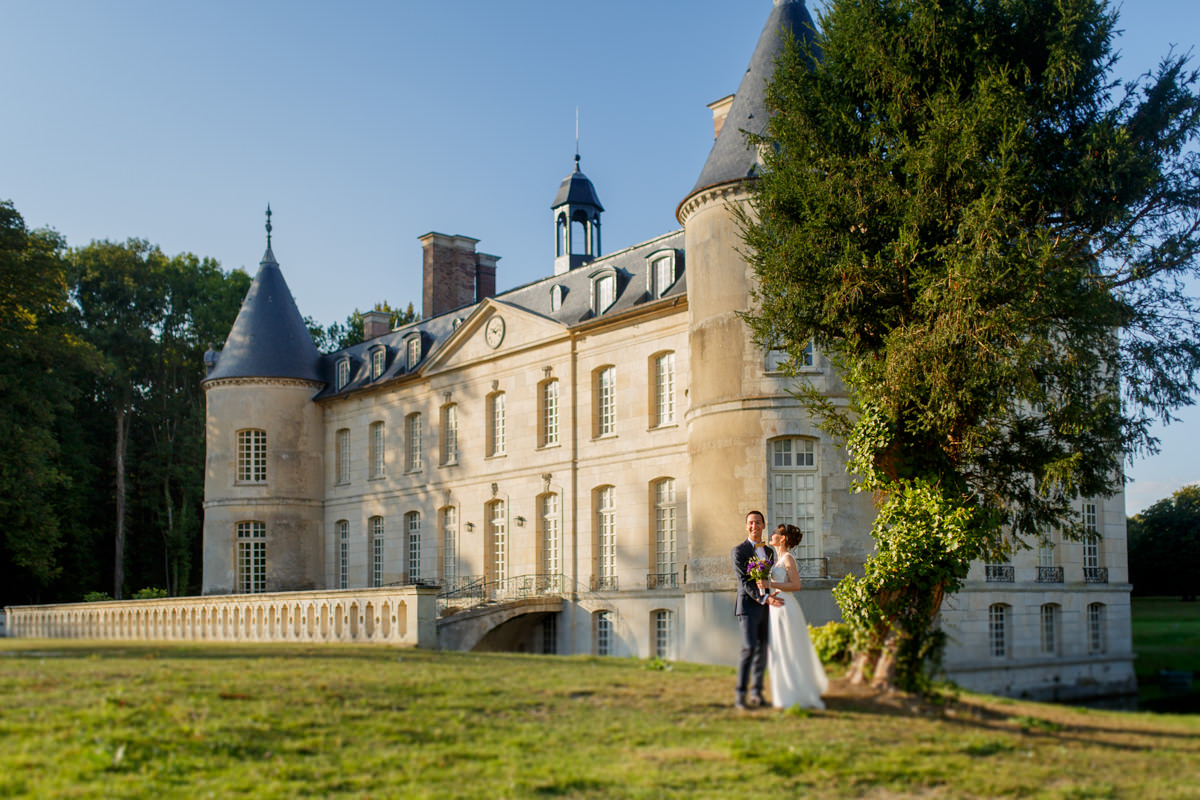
top-left (420, 233), bottom-right (500, 319)
top-left (361, 309), bottom-right (392, 340)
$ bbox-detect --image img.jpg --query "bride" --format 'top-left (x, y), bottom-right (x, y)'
top-left (759, 523), bottom-right (828, 710)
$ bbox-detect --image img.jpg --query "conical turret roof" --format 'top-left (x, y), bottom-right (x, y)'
top-left (687, 0), bottom-right (817, 198)
top-left (204, 245), bottom-right (322, 383)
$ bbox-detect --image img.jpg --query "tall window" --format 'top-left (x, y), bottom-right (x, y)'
top-left (1087, 603), bottom-right (1107, 654)
top-left (550, 284), bottom-right (565, 312)
top-left (650, 255), bottom-right (674, 298)
top-left (654, 610), bottom-right (674, 659)
top-left (540, 379), bottom-right (559, 447)
top-left (441, 507), bottom-right (458, 586)
top-left (1082, 502), bottom-right (1100, 569)
top-left (770, 438), bottom-right (819, 560)
top-left (489, 500), bottom-right (507, 583)
top-left (596, 486), bottom-right (616, 588)
top-left (406, 413), bottom-right (422, 471)
top-left (335, 428), bottom-right (351, 484)
top-left (371, 348), bottom-right (386, 380)
top-left (488, 392), bottom-right (507, 456)
top-left (441, 404), bottom-right (458, 465)
top-left (595, 610), bottom-right (613, 656)
top-left (541, 493), bottom-right (560, 576)
top-left (406, 511), bottom-right (421, 583)
top-left (1040, 603), bottom-right (1060, 655)
top-left (653, 352), bottom-right (675, 427)
top-left (594, 274), bottom-right (615, 314)
top-left (236, 521), bottom-right (266, 594)
top-left (1038, 530), bottom-right (1056, 568)
top-left (596, 366), bottom-right (616, 437)
top-left (406, 336), bottom-right (421, 370)
top-left (989, 603), bottom-right (1009, 658)
top-left (337, 520), bottom-right (349, 589)
top-left (369, 516), bottom-right (385, 588)
top-left (654, 478), bottom-right (677, 584)
top-left (236, 429), bottom-right (267, 483)
top-left (336, 358), bottom-right (350, 390)
top-left (369, 421), bottom-right (386, 479)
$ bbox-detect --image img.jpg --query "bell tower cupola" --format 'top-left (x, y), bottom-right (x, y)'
top-left (552, 153), bottom-right (604, 275)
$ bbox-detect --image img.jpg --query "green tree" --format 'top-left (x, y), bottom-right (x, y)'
top-left (742, 0), bottom-right (1200, 691)
top-left (1129, 485), bottom-right (1200, 600)
top-left (0, 201), bottom-right (99, 601)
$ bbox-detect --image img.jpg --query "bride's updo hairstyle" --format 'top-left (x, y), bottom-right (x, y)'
top-left (782, 524), bottom-right (803, 550)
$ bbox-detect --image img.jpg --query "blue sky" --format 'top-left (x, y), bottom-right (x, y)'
top-left (2, 0), bottom-right (1197, 514)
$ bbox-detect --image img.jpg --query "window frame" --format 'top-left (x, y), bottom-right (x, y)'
top-left (236, 428), bottom-right (268, 484)
top-left (406, 413), bottom-right (423, 472)
top-left (595, 365), bottom-right (616, 438)
top-left (768, 437), bottom-right (820, 561)
top-left (369, 516), bottom-right (385, 588)
top-left (406, 511), bottom-right (421, 583)
top-left (236, 521), bottom-right (266, 594)
top-left (487, 390), bottom-right (507, 457)
top-left (651, 351), bottom-right (676, 428)
top-left (540, 378), bottom-right (560, 448)
top-left (369, 421), bottom-right (386, 479)
top-left (441, 403), bottom-right (459, 466)
top-left (335, 428), bottom-right (351, 485)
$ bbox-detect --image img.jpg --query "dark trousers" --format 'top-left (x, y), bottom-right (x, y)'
top-left (736, 605), bottom-right (769, 697)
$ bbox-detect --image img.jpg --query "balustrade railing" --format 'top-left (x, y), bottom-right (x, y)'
top-left (4, 586), bottom-right (439, 646)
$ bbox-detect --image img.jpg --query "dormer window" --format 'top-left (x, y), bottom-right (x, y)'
top-left (370, 347), bottom-right (387, 380)
top-left (648, 250), bottom-right (677, 298)
top-left (591, 270), bottom-right (616, 316)
top-left (406, 335), bottom-right (422, 370)
top-left (336, 358), bottom-right (351, 390)
top-left (550, 284), bottom-right (566, 312)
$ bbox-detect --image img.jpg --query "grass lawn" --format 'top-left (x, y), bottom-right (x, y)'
top-left (1132, 596), bottom-right (1200, 710)
top-left (2, 640), bottom-right (1199, 799)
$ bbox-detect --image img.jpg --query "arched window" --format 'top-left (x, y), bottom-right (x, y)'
top-left (369, 421), bottom-right (386, 479)
top-left (989, 603), bottom-right (1010, 658)
top-left (1040, 603), bottom-right (1060, 655)
top-left (441, 404), bottom-right (459, 466)
top-left (236, 521), bottom-right (266, 594)
top-left (652, 478), bottom-right (677, 588)
top-left (653, 610), bottom-right (674, 660)
top-left (540, 493), bottom-right (560, 577)
top-left (488, 391), bottom-right (506, 457)
top-left (595, 610), bottom-right (613, 656)
top-left (769, 438), bottom-right (820, 562)
top-left (335, 428), bottom-right (351, 484)
top-left (336, 358), bottom-right (351, 390)
top-left (336, 520), bottom-right (349, 589)
top-left (595, 366), bottom-right (616, 437)
top-left (1087, 603), bottom-right (1107, 654)
top-left (441, 507), bottom-right (458, 588)
top-left (595, 486), bottom-right (616, 591)
top-left (236, 429), bottom-right (267, 484)
top-left (488, 499), bottom-right (507, 584)
top-left (369, 516), bottom-right (385, 588)
top-left (406, 511), bottom-right (421, 584)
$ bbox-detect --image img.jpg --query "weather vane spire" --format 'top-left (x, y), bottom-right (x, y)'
top-left (265, 204), bottom-right (273, 248)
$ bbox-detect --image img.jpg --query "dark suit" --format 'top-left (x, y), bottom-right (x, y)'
top-left (732, 538), bottom-right (775, 702)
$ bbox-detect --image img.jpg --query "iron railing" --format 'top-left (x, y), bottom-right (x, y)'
top-left (1084, 567), bottom-right (1109, 584)
top-left (795, 557), bottom-right (829, 579)
top-left (985, 565), bottom-right (1015, 582)
top-left (647, 572), bottom-right (679, 589)
top-left (1036, 566), bottom-right (1064, 583)
top-left (591, 575), bottom-right (620, 592)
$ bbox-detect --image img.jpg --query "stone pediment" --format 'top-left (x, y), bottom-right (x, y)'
top-left (420, 298), bottom-right (568, 373)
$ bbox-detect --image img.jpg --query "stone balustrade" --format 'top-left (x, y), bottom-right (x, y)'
top-left (3, 586), bottom-right (439, 646)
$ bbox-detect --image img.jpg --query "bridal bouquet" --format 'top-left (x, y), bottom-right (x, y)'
top-left (746, 557), bottom-right (772, 582)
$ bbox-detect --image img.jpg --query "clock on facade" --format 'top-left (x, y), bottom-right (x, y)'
top-left (485, 315), bottom-right (505, 348)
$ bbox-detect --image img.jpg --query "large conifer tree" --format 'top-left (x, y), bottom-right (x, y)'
top-left (742, 0), bottom-right (1200, 690)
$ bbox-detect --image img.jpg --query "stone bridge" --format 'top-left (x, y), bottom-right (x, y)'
top-left (438, 596), bottom-right (563, 652)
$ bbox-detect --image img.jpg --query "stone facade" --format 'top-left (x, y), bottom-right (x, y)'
top-left (196, 0), bottom-right (1135, 700)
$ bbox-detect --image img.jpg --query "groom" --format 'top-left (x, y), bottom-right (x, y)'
top-left (732, 509), bottom-right (777, 709)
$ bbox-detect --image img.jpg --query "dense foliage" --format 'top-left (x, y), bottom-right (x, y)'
top-left (1129, 485), bottom-right (1200, 600)
top-left (742, 0), bottom-right (1200, 690)
top-left (0, 201), bottom-right (251, 603)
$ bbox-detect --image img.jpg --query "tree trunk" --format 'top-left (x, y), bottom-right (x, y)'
top-left (163, 477), bottom-right (175, 596)
top-left (113, 406), bottom-right (128, 599)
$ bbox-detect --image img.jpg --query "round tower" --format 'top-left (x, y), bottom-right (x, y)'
top-left (677, 0), bottom-right (819, 593)
top-left (201, 210), bottom-right (325, 594)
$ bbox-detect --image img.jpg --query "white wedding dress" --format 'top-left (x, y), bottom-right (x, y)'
top-left (767, 561), bottom-right (828, 709)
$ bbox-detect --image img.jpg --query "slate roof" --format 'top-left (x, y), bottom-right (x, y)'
top-left (204, 246), bottom-right (323, 383)
top-left (687, 0), bottom-right (817, 199)
top-left (315, 229), bottom-right (685, 400)
top-left (552, 155), bottom-right (604, 212)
